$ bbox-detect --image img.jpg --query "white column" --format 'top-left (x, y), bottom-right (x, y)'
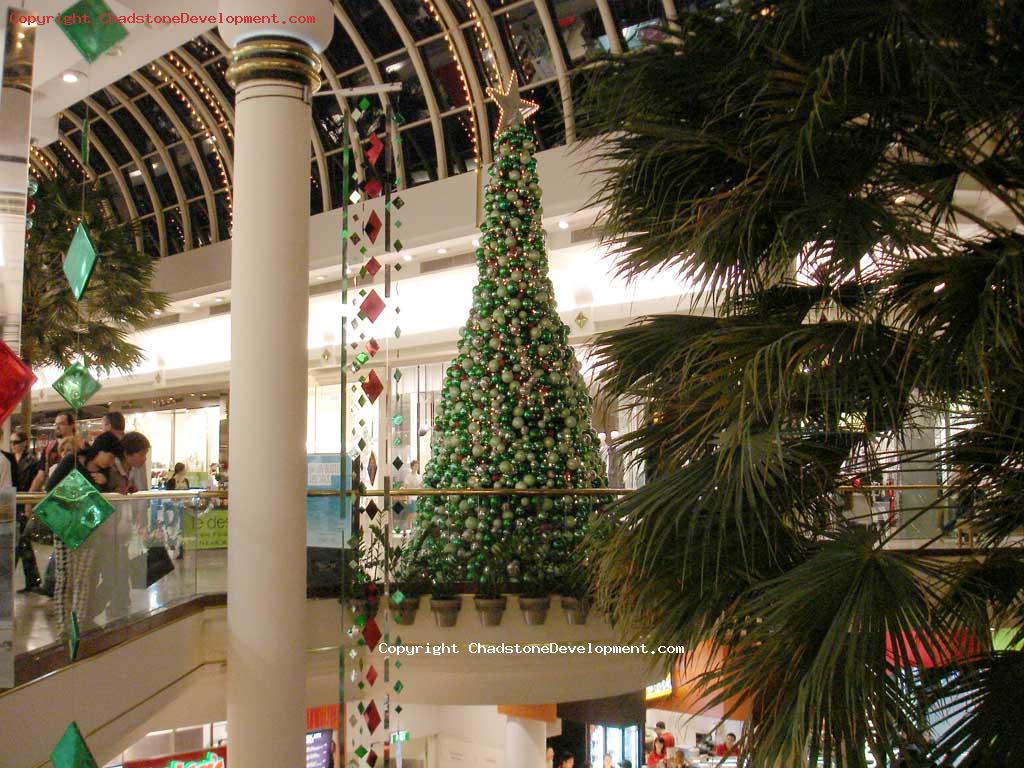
top-left (505, 717), bottom-right (547, 768)
top-left (221, 5), bottom-right (332, 767)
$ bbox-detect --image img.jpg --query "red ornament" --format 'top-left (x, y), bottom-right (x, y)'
top-left (26, 198), bottom-right (36, 215)
top-left (0, 341), bottom-right (37, 423)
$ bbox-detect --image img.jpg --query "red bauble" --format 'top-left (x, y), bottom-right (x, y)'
top-left (26, 198), bottom-right (36, 215)
top-left (0, 341), bottom-right (37, 423)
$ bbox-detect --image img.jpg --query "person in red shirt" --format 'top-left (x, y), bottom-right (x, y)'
top-left (654, 722), bottom-right (676, 751)
top-left (646, 738), bottom-right (669, 766)
top-left (714, 733), bottom-right (739, 757)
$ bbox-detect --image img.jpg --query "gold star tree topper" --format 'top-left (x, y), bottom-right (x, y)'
top-left (487, 71), bottom-right (540, 137)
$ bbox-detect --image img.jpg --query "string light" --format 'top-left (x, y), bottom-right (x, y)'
top-left (419, 0), bottom-right (479, 164)
top-left (148, 61), bottom-right (233, 230)
top-left (30, 146), bottom-right (56, 177)
top-left (462, 0), bottom-right (501, 86)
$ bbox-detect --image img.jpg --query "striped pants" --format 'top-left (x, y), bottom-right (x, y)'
top-left (54, 540), bottom-right (96, 636)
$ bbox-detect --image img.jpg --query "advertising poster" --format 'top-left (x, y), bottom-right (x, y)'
top-left (306, 454), bottom-right (350, 549)
top-left (0, 488), bottom-right (13, 688)
top-left (305, 729), bottom-right (334, 768)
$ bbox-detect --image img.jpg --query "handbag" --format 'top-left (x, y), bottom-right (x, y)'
top-left (129, 545), bottom-right (175, 588)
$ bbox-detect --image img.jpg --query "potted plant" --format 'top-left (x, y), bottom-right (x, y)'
top-left (390, 561), bottom-right (426, 626)
top-left (429, 582), bottom-right (462, 628)
top-left (473, 574), bottom-right (507, 627)
top-left (558, 569), bottom-right (592, 626)
top-left (518, 572), bottom-right (554, 626)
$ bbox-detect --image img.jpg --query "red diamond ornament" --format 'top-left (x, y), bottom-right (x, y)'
top-left (364, 699), bottom-right (382, 734)
top-left (367, 339), bottom-right (380, 357)
top-left (367, 134), bottom-right (384, 166)
top-left (361, 615), bottom-right (382, 651)
top-left (0, 342), bottom-right (37, 423)
top-left (364, 179), bottom-right (382, 199)
top-left (365, 257), bottom-right (382, 277)
top-left (366, 749), bottom-right (379, 767)
top-left (366, 665), bottom-right (378, 686)
top-left (361, 370), bottom-right (384, 403)
top-left (360, 290), bottom-right (386, 322)
top-left (364, 211), bottom-right (383, 244)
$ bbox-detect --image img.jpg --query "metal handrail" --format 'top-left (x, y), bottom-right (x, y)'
top-left (12, 487), bottom-right (631, 503)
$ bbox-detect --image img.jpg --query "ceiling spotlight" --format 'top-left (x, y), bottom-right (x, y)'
top-left (895, 195), bottom-right (908, 204)
top-left (402, 253), bottom-right (412, 262)
top-left (191, 301), bottom-right (201, 308)
top-left (154, 309), bottom-right (162, 316)
top-left (558, 219), bottom-right (570, 230)
top-left (61, 70), bottom-right (85, 84)
top-left (437, 247), bottom-right (447, 255)
top-left (315, 275), bottom-right (327, 281)
top-left (129, 169), bottom-right (142, 178)
top-left (214, 297), bottom-right (224, 303)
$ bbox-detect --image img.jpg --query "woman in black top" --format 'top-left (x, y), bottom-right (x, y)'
top-left (46, 432), bottom-right (123, 636)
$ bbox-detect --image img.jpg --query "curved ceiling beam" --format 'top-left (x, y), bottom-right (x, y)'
top-left (376, 0), bottom-right (448, 180)
top-left (56, 120), bottom-right (149, 254)
top-left (54, 134), bottom-right (94, 182)
top-left (84, 96), bottom-right (191, 251)
top-left (427, 0), bottom-right (493, 165)
top-left (150, 60), bottom-right (234, 171)
top-left (333, 3), bottom-right (407, 187)
top-left (469, 0), bottom-right (512, 79)
top-left (126, 73), bottom-right (220, 241)
top-left (593, 0), bottom-right (624, 55)
top-left (529, 0), bottom-right (575, 143)
top-left (171, 47), bottom-right (235, 129)
top-left (311, 124), bottom-right (330, 213)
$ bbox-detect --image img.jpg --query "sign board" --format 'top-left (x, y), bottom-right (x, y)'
top-left (645, 674), bottom-right (672, 700)
top-left (305, 729), bottom-right (333, 768)
top-left (123, 746), bottom-right (227, 768)
top-left (190, 507), bottom-right (229, 549)
top-left (306, 454), bottom-right (350, 549)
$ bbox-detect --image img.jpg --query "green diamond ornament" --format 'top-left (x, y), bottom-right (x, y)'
top-left (53, 363), bottom-right (102, 409)
top-left (63, 223), bottom-right (98, 300)
top-left (355, 746), bottom-right (368, 759)
top-left (35, 469), bottom-right (115, 549)
top-left (392, 590), bottom-right (405, 605)
top-left (59, 0), bottom-right (128, 63)
top-left (69, 612), bottom-right (80, 661)
top-left (394, 680), bottom-right (404, 694)
top-left (51, 722), bottom-right (98, 768)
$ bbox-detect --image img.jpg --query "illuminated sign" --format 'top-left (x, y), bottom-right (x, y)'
top-left (169, 753), bottom-right (224, 768)
top-left (390, 731), bottom-right (411, 744)
top-left (645, 675), bottom-right (672, 700)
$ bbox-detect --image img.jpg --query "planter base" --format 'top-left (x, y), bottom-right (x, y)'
top-left (429, 597), bottom-right (462, 628)
top-left (519, 596), bottom-right (551, 626)
top-left (474, 597), bottom-right (507, 627)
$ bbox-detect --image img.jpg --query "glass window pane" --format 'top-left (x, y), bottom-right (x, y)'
top-left (324, 18), bottom-right (365, 73)
top-left (189, 199), bottom-right (213, 247)
top-left (462, 26), bottom-right (502, 90)
top-left (421, 39), bottom-right (467, 112)
top-left (165, 207), bottom-right (186, 254)
top-left (214, 192), bottom-right (231, 241)
top-left (160, 84), bottom-right (203, 134)
top-left (381, 54), bottom-right (430, 124)
top-left (150, 158), bottom-right (178, 208)
top-left (90, 119), bottom-right (132, 165)
top-left (124, 166), bottom-right (154, 215)
top-left (394, 0), bottom-right (442, 40)
top-left (339, 0), bottom-right (404, 56)
top-left (311, 161), bottom-right (325, 215)
top-left (496, 4), bottom-right (556, 84)
top-left (522, 81), bottom-right (565, 149)
top-left (555, 0), bottom-right (608, 65)
top-left (401, 122), bottom-right (439, 186)
top-left (442, 113), bottom-right (476, 176)
top-left (115, 74), bottom-right (145, 97)
top-left (313, 95), bottom-right (347, 151)
top-left (171, 144), bottom-right (203, 199)
top-left (204, 59), bottom-right (235, 110)
top-left (140, 216), bottom-right (160, 258)
top-left (91, 89), bottom-right (117, 110)
top-left (111, 108), bottom-right (155, 156)
top-left (135, 94), bottom-right (181, 145)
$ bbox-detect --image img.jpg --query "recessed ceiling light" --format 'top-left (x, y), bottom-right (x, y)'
top-left (437, 247), bottom-right (447, 255)
top-left (315, 275), bottom-right (327, 281)
top-left (895, 195), bottom-right (908, 204)
top-left (191, 301), bottom-right (201, 308)
top-left (61, 70), bottom-right (85, 84)
top-left (214, 297), bottom-right (224, 303)
top-left (558, 219), bottom-right (570, 230)
top-left (402, 253), bottom-right (412, 262)
top-left (129, 169), bottom-right (142, 178)
top-left (154, 309), bottom-right (162, 316)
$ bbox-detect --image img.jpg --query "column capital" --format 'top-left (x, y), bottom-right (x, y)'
top-left (225, 36), bottom-right (322, 91)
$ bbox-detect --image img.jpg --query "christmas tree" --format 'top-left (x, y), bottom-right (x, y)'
top-left (402, 75), bottom-right (609, 593)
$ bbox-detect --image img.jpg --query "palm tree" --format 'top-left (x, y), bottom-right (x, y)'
top-left (20, 176), bottom-right (167, 432)
top-left (576, 1), bottom-right (1024, 765)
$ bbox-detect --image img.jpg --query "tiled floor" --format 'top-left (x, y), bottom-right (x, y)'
top-left (13, 543), bottom-right (228, 655)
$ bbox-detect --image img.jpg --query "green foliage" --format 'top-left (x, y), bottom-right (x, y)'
top-left (22, 176), bottom-right (167, 373)
top-left (577, 0), bottom-right (1024, 764)
top-left (400, 125), bottom-right (609, 595)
